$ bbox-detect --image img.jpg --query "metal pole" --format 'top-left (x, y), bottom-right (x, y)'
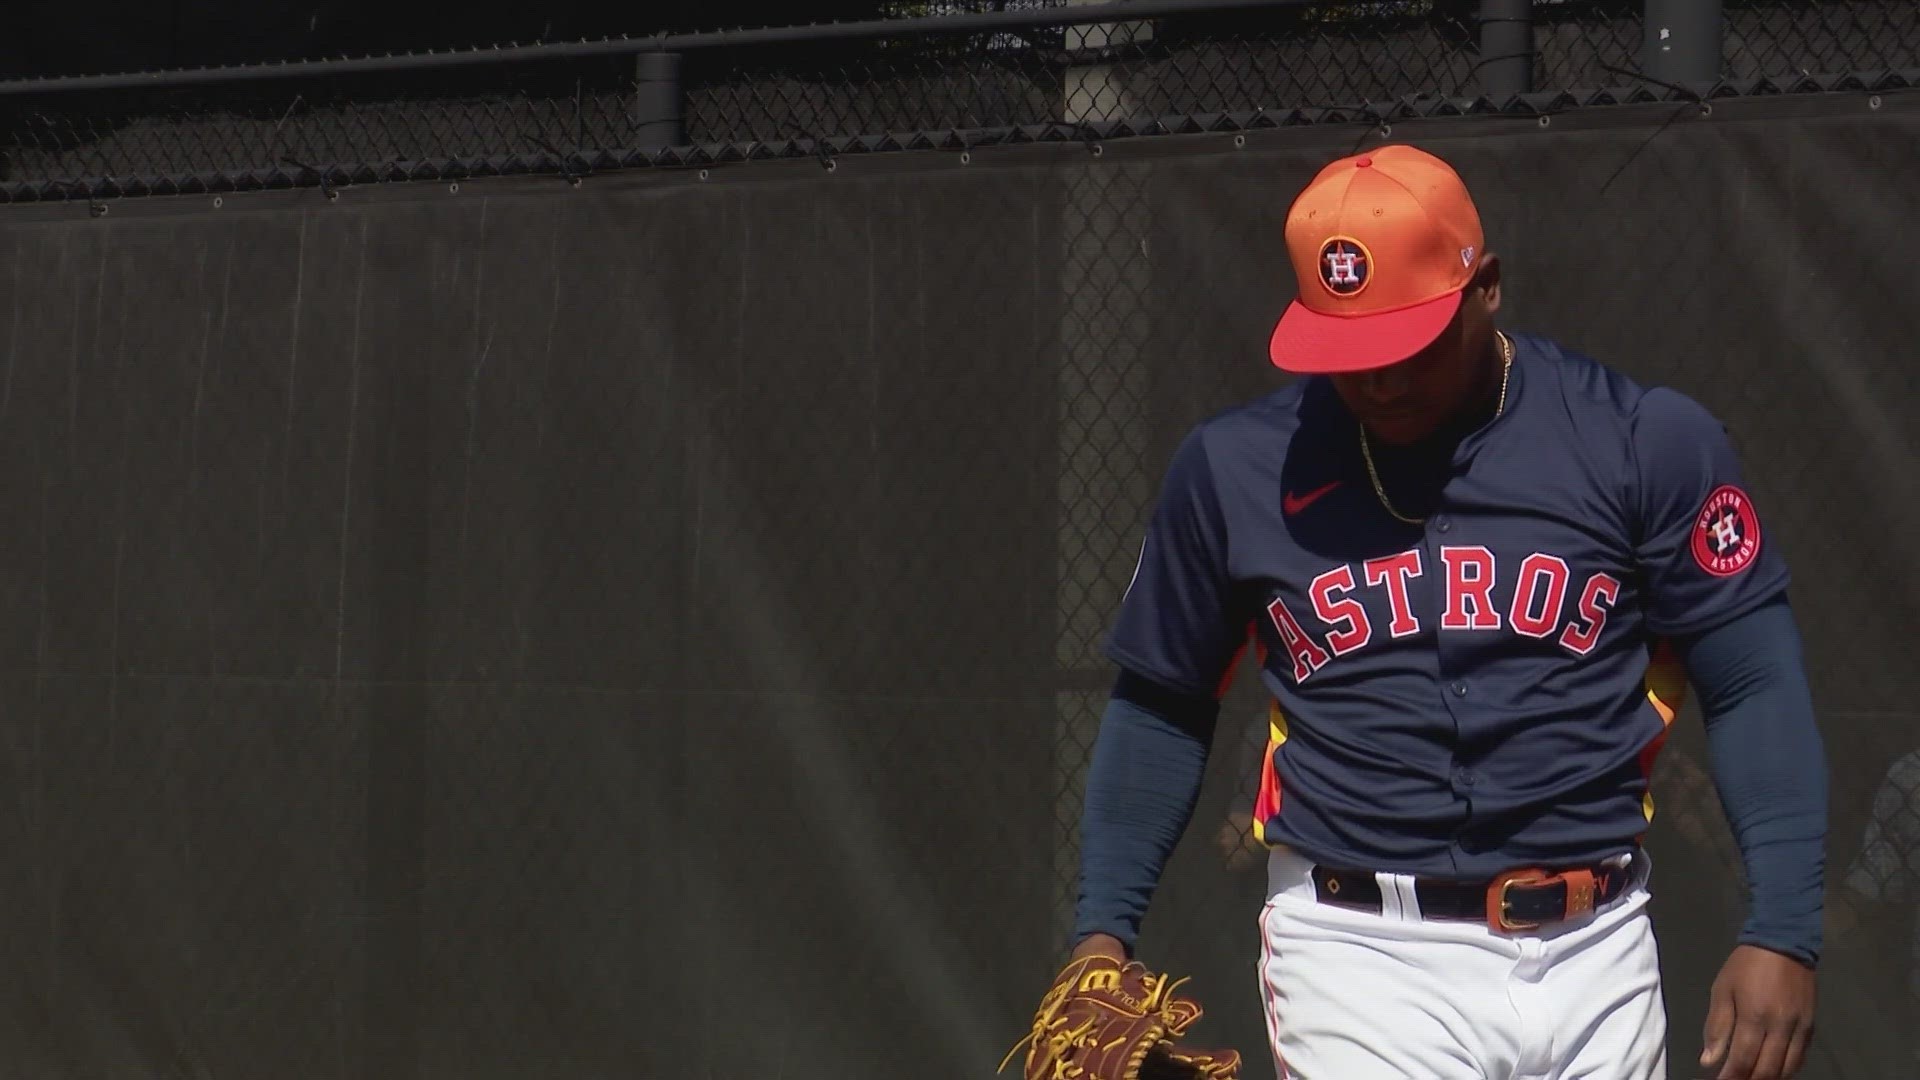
top-left (1477, 0), bottom-right (1534, 97)
top-left (1642, 0), bottom-right (1724, 87)
top-left (633, 51), bottom-right (684, 149)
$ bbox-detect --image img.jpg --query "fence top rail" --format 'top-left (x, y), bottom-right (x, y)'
top-left (0, 0), bottom-right (1329, 99)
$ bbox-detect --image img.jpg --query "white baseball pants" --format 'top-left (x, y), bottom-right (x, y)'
top-left (1256, 847), bottom-right (1668, 1079)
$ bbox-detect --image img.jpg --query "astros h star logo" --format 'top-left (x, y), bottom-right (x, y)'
top-left (1318, 237), bottom-right (1372, 297)
top-left (1690, 484), bottom-right (1762, 577)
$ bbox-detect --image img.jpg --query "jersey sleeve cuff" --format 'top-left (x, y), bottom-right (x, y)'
top-left (1099, 643), bottom-right (1227, 702)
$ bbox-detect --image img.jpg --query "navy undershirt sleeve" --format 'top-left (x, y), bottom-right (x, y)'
top-left (1674, 591), bottom-right (1828, 967)
top-left (1072, 669), bottom-right (1219, 953)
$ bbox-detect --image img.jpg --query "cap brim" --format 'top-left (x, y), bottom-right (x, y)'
top-left (1268, 290), bottom-right (1463, 375)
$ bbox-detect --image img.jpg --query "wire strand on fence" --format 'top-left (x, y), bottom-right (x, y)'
top-left (0, 0), bottom-right (1914, 204)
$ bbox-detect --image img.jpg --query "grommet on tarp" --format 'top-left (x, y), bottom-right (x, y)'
top-left (1870, 94), bottom-right (1884, 110)
top-left (1066, 120), bottom-right (1103, 154)
top-left (87, 200), bottom-right (108, 219)
top-left (523, 137), bottom-right (588, 186)
top-left (1597, 61), bottom-right (1711, 122)
top-left (805, 136), bottom-right (836, 173)
top-left (280, 157), bottom-right (338, 201)
top-left (1345, 110), bottom-right (1392, 155)
top-left (1233, 134), bottom-right (1246, 149)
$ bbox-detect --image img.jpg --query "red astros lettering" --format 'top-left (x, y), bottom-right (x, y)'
top-left (1510, 554), bottom-right (1571, 639)
top-left (1266, 547), bottom-right (1623, 682)
top-left (1310, 565), bottom-right (1372, 656)
top-left (1558, 572), bottom-right (1621, 656)
top-left (1363, 550), bottom-right (1423, 639)
top-left (1267, 595), bottom-right (1331, 682)
top-left (1441, 547), bottom-right (1502, 630)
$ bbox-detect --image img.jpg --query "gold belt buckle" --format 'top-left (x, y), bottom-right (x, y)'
top-left (1486, 868), bottom-right (1552, 933)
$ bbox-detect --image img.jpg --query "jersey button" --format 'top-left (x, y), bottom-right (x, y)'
top-left (1434, 515), bottom-right (1451, 533)
top-left (1450, 680), bottom-right (1468, 697)
top-left (1455, 766), bottom-right (1477, 787)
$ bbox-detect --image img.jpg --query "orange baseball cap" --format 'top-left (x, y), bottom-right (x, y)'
top-left (1268, 144), bottom-right (1486, 374)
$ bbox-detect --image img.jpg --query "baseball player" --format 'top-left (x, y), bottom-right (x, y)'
top-left (1008, 144), bottom-right (1828, 1080)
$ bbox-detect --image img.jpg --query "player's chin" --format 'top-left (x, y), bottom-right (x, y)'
top-left (1358, 412), bottom-right (1436, 445)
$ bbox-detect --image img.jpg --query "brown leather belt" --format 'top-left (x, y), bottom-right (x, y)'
top-left (1309, 861), bottom-right (1633, 934)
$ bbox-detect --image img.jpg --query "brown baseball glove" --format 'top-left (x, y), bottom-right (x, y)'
top-left (1000, 954), bottom-right (1242, 1080)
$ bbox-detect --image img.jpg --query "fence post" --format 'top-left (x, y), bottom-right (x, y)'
top-left (1477, 0), bottom-right (1534, 96)
top-left (634, 51), bottom-right (685, 149)
top-left (1641, 0), bottom-right (1724, 87)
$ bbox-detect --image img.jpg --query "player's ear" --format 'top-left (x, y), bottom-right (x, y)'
top-left (1473, 252), bottom-right (1502, 315)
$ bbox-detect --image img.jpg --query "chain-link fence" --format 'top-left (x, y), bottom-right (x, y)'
top-left (0, 0), bottom-right (1914, 201)
top-left (1, 3), bottom-right (1918, 1079)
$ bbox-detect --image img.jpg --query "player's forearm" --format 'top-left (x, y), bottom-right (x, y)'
top-left (1680, 594), bottom-right (1829, 967)
top-left (1072, 669), bottom-right (1217, 954)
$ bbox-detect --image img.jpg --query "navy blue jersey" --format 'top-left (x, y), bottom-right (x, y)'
top-left (1104, 332), bottom-right (1789, 877)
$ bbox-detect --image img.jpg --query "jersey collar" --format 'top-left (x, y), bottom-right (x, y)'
top-left (1343, 332), bottom-right (1529, 468)
top-left (1456, 329), bottom-right (1530, 461)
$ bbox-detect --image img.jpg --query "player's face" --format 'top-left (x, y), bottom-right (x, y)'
top-left (1330, 257), bottom-right (1504, 446)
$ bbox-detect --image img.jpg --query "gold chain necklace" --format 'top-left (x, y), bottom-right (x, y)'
top-left (1359, 331), bottom-right (1514, 527)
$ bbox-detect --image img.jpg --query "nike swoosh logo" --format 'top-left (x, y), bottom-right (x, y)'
top-left (1283, 480), bottom-right (1342, 516)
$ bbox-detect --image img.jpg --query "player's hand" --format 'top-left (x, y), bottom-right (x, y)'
top-left (1070, 932), bottom-right (1128, 964)
top-left (1699, 944), bottom-right (1816, 1079)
